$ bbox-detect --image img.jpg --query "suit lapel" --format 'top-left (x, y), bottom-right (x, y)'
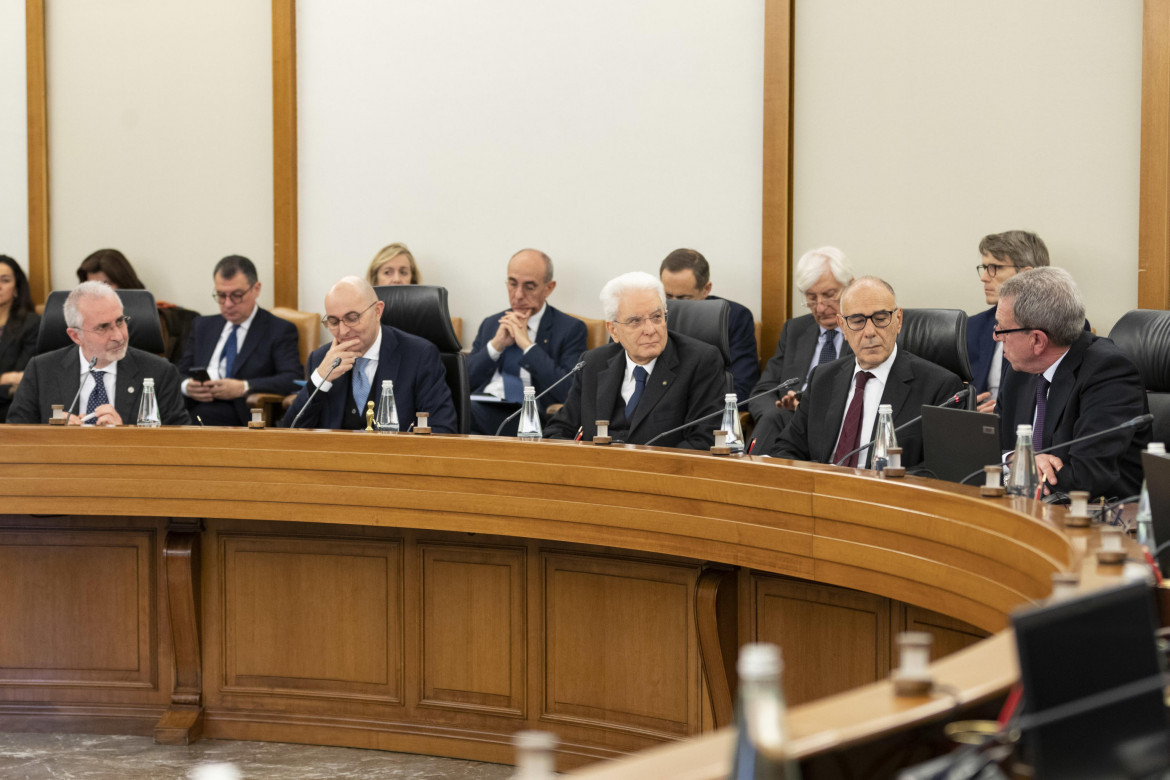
top-left (1043, 335), bottom-right (1089, 445)
top-left (596, 349), bottom-right (625, 425)
top-left (794, 322), bottom-right (820, 378)
top-left (114, 350), bottom-right (143, 424)
top-left (375, 327), bottom-right (402, 395)
top-left (196, 315), bottom-right (226, 369)
top-left (535, 307), bottom-right (556, 352)
top-left (819, 360), bottom-right (855, 462)
top-left (629, 339), bottom-right (679, 433)
top-left (880, 352), bottom-right (914, 422)
top-left (233, 310), bottom-right (266, 370)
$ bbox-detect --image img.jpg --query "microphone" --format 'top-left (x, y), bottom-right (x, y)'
top-left (494, 361), bottom-right (586, 436)
top-left (958, 413), bottom-right (1155, 486)
top-left (289, 357), bottom-right (343, 429)
top-left (833, 386), bottom-right (973, 468)
top-left (643, 376), bottom-right (801, 448)
top-left (63, 355), bottom-right (100, 422)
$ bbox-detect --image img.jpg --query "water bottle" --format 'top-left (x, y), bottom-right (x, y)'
top-left (136, 377), bottom-right (161, 427)
top-left (1135, 442), bottom-right (1165, 548)
top-left (375, 380), bottom-right (399, 433)
top-left (518, 386), bottom-right (542, 441)
top-left (1005, 423), bottom-right (1039, 498)
top-left (730, 643), bottom-right (801, 780)
top-left (720, 393), bottom-right (745, 454)
top-left (510, 730), bottom-right (558, 779)
top-left (871, 404), bottom-right (897, 472)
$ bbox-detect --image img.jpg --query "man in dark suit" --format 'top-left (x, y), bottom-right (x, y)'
top-left (545, 271), bottom-right (725, 449)
top-left (282, 276), bottom-right (456, 432)
top-left (994, 267), bottom-right (1148, 499)
top-left (749, 247), bottom-right (855, 454)
top-left (8, 281), bottom-right (188, 425)
top-left (771, 276), bottom-right (964, 468)
top-left (467, 248), bottom-right (587, 436)
top-left (658, 248), bottom-right (758, 399)
top-left (177, 255), bottom-right (302, 426)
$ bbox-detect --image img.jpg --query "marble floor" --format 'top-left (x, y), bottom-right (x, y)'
top-left (0, 733), bottom-right (517, 779)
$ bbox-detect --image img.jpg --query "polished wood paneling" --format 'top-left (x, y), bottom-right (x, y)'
top-left (272, 0), bottom-right (299, 309)
top-left (419, 543), bottom-right (525, 716)
top-left (25, 0), bottom-right (49, 303)
top-left (761, 0), bottom-right (795, 348)
top-left (1141, 0), bottom-right (1170, 310)
top-left (897, 604), bottom-right (988, 662)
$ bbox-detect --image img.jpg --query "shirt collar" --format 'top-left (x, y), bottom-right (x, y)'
top-left (624, 352), bottom-right (658, 381)
top-left (79, 347), bottom-right (118, 378)
top-left (225, 304), bottom-right (259, 334)
top-left (526, 303), bottom-right (547, 334)
top-left (852, 343), bottom-right (897, 384)
top-left (361, 326), bottom-right (383, 361)
top-left (1042, 347), bottom-right (1070, 383)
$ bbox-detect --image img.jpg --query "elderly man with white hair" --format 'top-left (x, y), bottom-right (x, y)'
top-left (544, 271), bottom-right (725, 449)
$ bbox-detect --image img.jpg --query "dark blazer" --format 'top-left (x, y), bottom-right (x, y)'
top-left (177, 307), bottom-right (303, 425)
top-left (7, 344), bottom-right (189, 425)
top-left (467, 304), bottom-right (587, 405)
top-left (0, 313), bottom-right (41, 422)
top-left (771, 348), bottom-right (964, 468)
top-left (282, 325), bottom-right (456, 432)
top-left (996, 331), bottom-right (1149, 499)
top-left (545, 331), bottom-right (726, 449)
top-left (749, 313), bottom-right (854, 422)
top-left (707, 295), bottom-right (760, 399)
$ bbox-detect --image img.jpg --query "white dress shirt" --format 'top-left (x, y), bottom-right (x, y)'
top-left (77, 349), bottom-right (118, 415)
top-left (832, 345), bottom-right (898, 466)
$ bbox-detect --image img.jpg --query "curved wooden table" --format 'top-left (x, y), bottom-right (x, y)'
top-left (0, 425), bottom-right (1111, 774)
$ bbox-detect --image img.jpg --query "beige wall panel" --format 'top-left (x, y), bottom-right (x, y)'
top-left (1, 0), bottom-right (28, 265)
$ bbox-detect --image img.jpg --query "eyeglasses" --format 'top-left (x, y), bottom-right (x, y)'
top-left (322, 300), bottom-right (378, 329)
top-left (993, 325), bottom-right (1044, 339)
top-left (614, 310), bottom-right (666, 329)
top-left (76, 315), bottom-right (131, 336)
top-left (212, 284), bottom-right (256, 304)
top-left (803, 291), bottom-right (840, 309)
top-left (975, 264), bottom-right (1017, 279)
top-left (841, 310), bottom-right (895, 331)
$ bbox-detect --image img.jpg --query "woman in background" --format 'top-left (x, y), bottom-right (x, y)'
top-left (366, 243), bottom-right (421, 286)
top-left (0, 256), bottom-right (41, 422)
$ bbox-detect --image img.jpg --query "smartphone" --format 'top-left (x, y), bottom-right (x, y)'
top-left (189, 368), bottom-right (211, 383)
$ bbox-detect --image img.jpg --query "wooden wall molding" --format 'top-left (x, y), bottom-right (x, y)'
top-left (1141, 0), bottom-right (1170, 310)
top-left (761, 0), bottom-right (795, 355)
top-left (25, 0), bottom-right (49, 303)
top-left (272, 0), bottom-right (298, 310)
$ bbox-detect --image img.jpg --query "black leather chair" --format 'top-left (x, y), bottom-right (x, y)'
top-left (898, 308), bottom-right (974, 406)
top-left (375, 285), bottom-right (471, 434)
top-left (665, 298), bottom-right (734, 394)
top-left (36, 289), bottom-right (166, 355)
top-left (1108, 309), bottom-right (1170, 444)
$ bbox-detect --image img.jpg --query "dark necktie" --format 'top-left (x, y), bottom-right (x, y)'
top-left (222, 325), bottom-right (239, 378)
top-left (817, 329), bottom-right (838, 365)
top-left (626, 365), bottom-right (649, 417)
top-left (85, 370), bottom-right (108, 425)
top-left (499, 345), bottom-right (525, 403)
top-left (832, 371), bottom-right (874, 467)
top-left (1033, 377), bottom-right (1049, 452)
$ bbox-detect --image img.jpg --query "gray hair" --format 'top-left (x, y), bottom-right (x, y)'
top-left (794, 246), bottom-right (854, 293)
top-left (840, 275), bottom-right (897, 309)
top-left (64, 280), bottom-right (120, 329)
top-left (998, 267), bottom-right (1084, 347)
top-left (600, 271), bottom-right (665, 322)
top-left (511, 248), bottom-right (554, 283)
top-left (978, 230), bottom-right (1049, 269)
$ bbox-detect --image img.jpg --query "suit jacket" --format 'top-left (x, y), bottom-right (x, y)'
top-left (282, 325), bottom-right (456, 432)
top-left (177, 307), bottom-right (303, 425)
top-left (968, 305), bottom-right (1090, 395)
top-left (706, 295), bottom-right (760, 399)
top-left (996, 331), bottom-right (1149, 499)
top-left (771, 348), bottom-right (964, 468)
top-left (0, 313), bottom-right (41, 422)
top-left (545, 331), bottom-right (726, 449)
top-left (749, 313), bottom-right (854, 422)
top-left (7, 344), bottom-right (189, 425)
top-left (467, 304), bottom-right (587, 405)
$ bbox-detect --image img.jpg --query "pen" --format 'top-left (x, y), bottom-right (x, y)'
top-left (574, 427), bottom-right (583, 442)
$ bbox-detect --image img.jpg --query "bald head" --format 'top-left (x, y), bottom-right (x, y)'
top-left (324, 275), bottom-right (384, 354)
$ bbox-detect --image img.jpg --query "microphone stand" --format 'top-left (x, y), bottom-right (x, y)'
top-left (62, 355), bottom-right (100, 423)
top-left (289, 357), bottom-right (343, 429)
top-left (832, 386), bottom-right (973, 467)
top-left (642, 376), bottom-right (801, 448)
top-left (494, 361), bottom-right (586, 437)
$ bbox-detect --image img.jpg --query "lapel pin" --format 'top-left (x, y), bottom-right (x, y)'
top-left (127, 386), bottom-right (135, 394)
top-left (661, 380), bottom-right (667, 386)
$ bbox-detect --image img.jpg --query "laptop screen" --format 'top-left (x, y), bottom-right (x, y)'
top-left (1141, 451), bottom-right (1170, 576)
top-left (921, 405), bottom-right (1001, 483)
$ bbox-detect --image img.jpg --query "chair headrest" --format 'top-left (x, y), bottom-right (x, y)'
top-left (37, 289), bottom-right (166, 355)
top-left (374, 285), bottom-right (462, 352)
top-left (1109, 309), bottom-right (1170, 392)
top-left (897, 308), bottom-right (972, 382)
top-left (665, 298), bottom-right (731, 366)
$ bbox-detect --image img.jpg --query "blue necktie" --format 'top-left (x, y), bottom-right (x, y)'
top-left (499, 346), bottom-right (525, 403)
top-left (85, 370), bottom-right (108, 425)
top-left (222, 325), bottom-right (239, 378)
top-left (1033, 377), bottom-right (1049, 452)
top-left (352, 357), bottom-right (372, 404)
top-left (626, 366), bottom-right (649, 417)
top-left (817, 329), bottom-right (838, 365)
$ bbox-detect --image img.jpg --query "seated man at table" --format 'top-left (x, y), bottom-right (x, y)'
top-left (545, 271), bottom-right (726, 449)
top-left (658, 248), bottom-right (758, 399)
top-left (467, 248), bottom-right (587, 436)
top-left (771, 276), bottom-right (964, 468)
top-left (282, 276), bottom-right (457, 431)
top-left (178, 255), bottom-right (302, 426)
top-left (7, 281), bottom-right (188, 426)
top-left (994, 267), bottom-right (1148, 499)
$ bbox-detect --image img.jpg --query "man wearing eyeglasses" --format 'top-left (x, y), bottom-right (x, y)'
top-left (177, 255), bottom-right (302, 425)
top-left (994, 267), bottom-right (1147, 499)
top-left (281, 276), bottom-right (456, 432)
top-left (747, 247), bottom-right (855, 454)
top-left (544, 271), bottom-right (725, 448)
top-left (7, 281), bottom-right (188, 425)
top-left (770, 276), bottom-right (963, 468)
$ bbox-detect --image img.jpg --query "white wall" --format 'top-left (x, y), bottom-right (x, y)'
top-left (46, 0), bottom-right (273, 312)
top-left (793, 0), bottom-right (1142, 334)
top-left (0, 0), bottom-right (28, 269)
top-left (297, 0), bottom-right (766, 342)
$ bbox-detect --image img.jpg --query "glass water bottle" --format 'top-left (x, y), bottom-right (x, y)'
top-left (1005, 423), bottom-right (1039, 498)
top-left (136, 377), bottom-right (161, 427)
top-left (730, 643), bottom-right (801, 780)
top-left (720, 393), bottom-right (745, 454)
top-left (871, 403), bottom-right (897, 472)
top-left (518, 386), bottom-right (543, 441)
top-left (375, 380), bottom-right (399, 433)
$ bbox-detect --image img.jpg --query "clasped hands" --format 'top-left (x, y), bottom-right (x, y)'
top-left (489, 311), bottom-right (533, 352)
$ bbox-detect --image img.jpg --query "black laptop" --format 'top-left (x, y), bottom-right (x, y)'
top-left (1141, 451), bottom-right (1170, 576)
top-left (920, 405), bottom-right (1002, 483)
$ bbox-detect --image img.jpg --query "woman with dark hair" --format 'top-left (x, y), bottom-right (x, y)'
top-left (75, 248), bottom-right (199, 364)
top-left (0, 255), bottom-right (41, 422)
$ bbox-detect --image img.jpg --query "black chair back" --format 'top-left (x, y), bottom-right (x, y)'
top-left (898, 308), bottom-right (973, 384)
top-left (1109, 309), bottom-right (1170, 443)
top-left (374, 284), bottom-right (470, 434)
top-left (666, 298), bottom-right (734, 394)
top-left (36, 289), bottom-right (165, 355)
